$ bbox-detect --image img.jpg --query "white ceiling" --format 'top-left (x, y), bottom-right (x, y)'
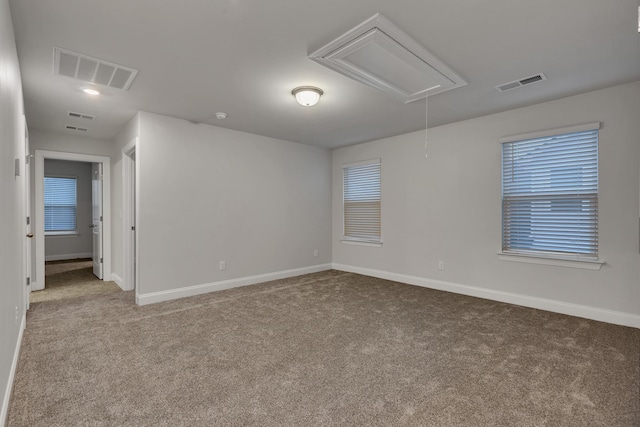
top-left (9, 0), bottom-right (640, 149)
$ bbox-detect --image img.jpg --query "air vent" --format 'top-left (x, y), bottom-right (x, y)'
top-left (309, 13), bottom-right (467, 103)
top-left (54, 47), bottom-right (138, 91)
top-left (496, 73), bottom-right (547, 92)
top-left (65, 125), bottom-right (88, 132)
top-left (67, 111), bottom-right (95, 120)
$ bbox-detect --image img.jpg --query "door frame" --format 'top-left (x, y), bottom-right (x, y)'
top-left (122, 138), bottom-right (138, 292)
top-left (22, 115), bottom-right (31, 311)
top-left (34, 150), bottom-right (111, 290)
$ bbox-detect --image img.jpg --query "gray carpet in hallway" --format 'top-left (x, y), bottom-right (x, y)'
top-left (8, 270), bottom-right (640, 426)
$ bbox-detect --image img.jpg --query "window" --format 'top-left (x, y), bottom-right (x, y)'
top-left (343, 159), bottom-right (381, 244)
top-left (501, 125), bottom-right (599, 260)
top-left (44, 176), bottom-right (77, 234)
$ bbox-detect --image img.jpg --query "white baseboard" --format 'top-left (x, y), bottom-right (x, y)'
top-left (1, 314), bottom-right (25, 427)
top-left (45, 252), bottom-right (92, 262)
top-left (136, 263), bottom-right (333, 306)
top-left (111, 273), bottom-right (124, 290)
top-left (332, 263), bottom-right (640, 329)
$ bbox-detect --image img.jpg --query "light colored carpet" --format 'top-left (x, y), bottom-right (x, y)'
top-left (8, 270), bottom-right (640, 426)
top-left (31, 259), bottom-right (121, 303)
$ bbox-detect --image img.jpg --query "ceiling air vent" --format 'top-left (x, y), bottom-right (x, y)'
top-left (54, 47), bottom-right (139, 91)
top-left (65, 125), bottom-right (88, 132)
top-left (309, 13), bottom-right (467, 103)
top-left (496, 73), bottom-right (547, 92)
top-left (68, 111), bottom-right (95, 120)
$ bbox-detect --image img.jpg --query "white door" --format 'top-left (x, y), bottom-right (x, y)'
top-left (23, 116), bottom-right (32, 310)
top-left (91, 163), bottom-right (103, 279)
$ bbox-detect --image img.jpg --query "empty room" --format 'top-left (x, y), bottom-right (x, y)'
top-left (1, 0), bottom-right (639, 426)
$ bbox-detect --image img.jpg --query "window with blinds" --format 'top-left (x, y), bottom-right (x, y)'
top-left (44, 176), bottom-right (77, 233)
top-left (343, 159), bottom-right (381, 243)
top-left (501, 127), bottom-right (598, 258)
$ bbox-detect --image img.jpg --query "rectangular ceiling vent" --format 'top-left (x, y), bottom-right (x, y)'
top-left (67, 111), bottom-right (95, 120)
top-left (54, 47), bottom-right (138, 91)
top-left (309, 13), bottom-right (467, 104)
top-left (496, 73), bottom-right (547, 92)
top-left (65, 125), bottom-right (88, 132)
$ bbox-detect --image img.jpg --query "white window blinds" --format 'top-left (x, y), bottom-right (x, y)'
top-left (343, 159), bottom-right (381, 243)
top-left (502, 127), bottom-right (598, 258)
top-left (44, 176), bottom-right (77, 232)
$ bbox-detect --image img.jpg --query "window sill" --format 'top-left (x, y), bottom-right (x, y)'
top-left (45, 232), bottom-right (79, 238)
top-left (497, 252), bottom-right (604, 270)
top-left (341, 239), bottom-right (382, 248)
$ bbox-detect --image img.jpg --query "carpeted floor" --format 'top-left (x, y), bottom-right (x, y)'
top-left (31, 259), bottom-right (121, 303)
top-left (8, 270), bottom-right (640, 426)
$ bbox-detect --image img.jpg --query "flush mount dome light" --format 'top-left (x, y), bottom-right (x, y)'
top-left (292, 86), bottom-right (323, 106)
top-left (83, 88), bottom-right (100, 96)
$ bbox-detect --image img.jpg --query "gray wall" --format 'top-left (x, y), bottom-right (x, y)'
top-left (332, 82), bottom-right (640, 323)
top-left (0, 0), bottom-right (26, 421)
top-left (43, 159), bottom-right (93, 260)
top-left (134, 112), bottom-right (332, 296)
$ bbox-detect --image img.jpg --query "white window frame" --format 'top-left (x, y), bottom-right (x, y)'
top-left (44, 174), bottom-right (78, 236)
top-left (498, 122), bottom-right (604, 270)
top-left (341, 159), bottom-right (382, 247)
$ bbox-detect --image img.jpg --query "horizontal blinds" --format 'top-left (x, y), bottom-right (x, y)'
top-left (502, 129), bottom-right (598, 257)
top-left (343, 161), bottom-right (381, 241)
top-left (44, 176), bottom-right (77, 232)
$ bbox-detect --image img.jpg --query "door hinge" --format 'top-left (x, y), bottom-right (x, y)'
top-left (131, 226), bottom-right (135, 231)
top-left (100, 257), bottom-right (103, 263)
top-left (100, 216), bottom-right (103, 221)
top-left (26, 216), bottom-right (30, 225)
top-left (26, 277), bottom-right (30, 286)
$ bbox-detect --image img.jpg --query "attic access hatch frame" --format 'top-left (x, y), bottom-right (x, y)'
top-left (309, 13), bottom-right (467, 103)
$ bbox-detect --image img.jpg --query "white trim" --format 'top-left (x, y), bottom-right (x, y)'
top-left (332, 263), bottom-right (640, 329)
top-left (111, 273), bottom-right (124, 290)
top-left (499, 121), bottom-right (601, 144)
top-left (136, 264), bottom-right (332, 306)
top-left (122, 138), bottom-right (138, 292)
top-left (44, 252), bottom-right (93, 262)
top-left (44, 232), bottom-right (79, 237)
top-left (35, 150), bottom-right (111, 291)
top-left (340, 239), bottom-right (383, 247)
top-left (342, 158), bottom-right (381, 169)
top-left (497, 252), bottom-right (604, 270)
top-left (1, 314), bottom-right (25, 427)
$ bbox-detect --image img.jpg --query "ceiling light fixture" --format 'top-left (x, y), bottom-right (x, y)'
top-left (83, 88), bottom-right (100, 96)
top-left (292, 86), bottom-right (323, 107)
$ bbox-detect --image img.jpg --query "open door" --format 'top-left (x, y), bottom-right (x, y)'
top-left (91, 162), bottom-right (103, 279)
top-left (23, 116), bottom-right (32, 310)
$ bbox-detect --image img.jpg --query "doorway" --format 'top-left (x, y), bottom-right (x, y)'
top-left (122, 138), bottom-right (138, 293)
top-left (34, 150), bottom-right (111, 291)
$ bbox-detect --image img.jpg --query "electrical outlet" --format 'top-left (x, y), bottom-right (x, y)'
top-left (314, 249), bottom-right (319, 257)
top-left (219, 261), bottom-right (226, 271)
top-left (438, 260), bottom-right (445, 271)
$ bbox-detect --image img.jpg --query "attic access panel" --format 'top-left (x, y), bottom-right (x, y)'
top-left (309, 13), bottom-right (466, 103)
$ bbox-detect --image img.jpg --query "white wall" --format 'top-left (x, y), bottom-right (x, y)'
top-left (43, 159), bottom-right (93, 261)
top-left (135, 112), bottom-right (332, 299)
top-left (332, 82), bottom-right (640, 325)
top-left (0, 0), bottom-right (26, 423)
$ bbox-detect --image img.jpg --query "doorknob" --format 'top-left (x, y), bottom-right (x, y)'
top-left (89, 224), bottom-right (96, 228)
top-left (26, 233), bottom-right (33, 238)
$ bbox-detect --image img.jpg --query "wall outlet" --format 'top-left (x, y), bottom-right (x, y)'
top-left (438, 260), bottom-right (445, 271)
top-left (219, 261), bottom-right (226, 271)
top-left (313, 249), bottom-right (319, 257)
